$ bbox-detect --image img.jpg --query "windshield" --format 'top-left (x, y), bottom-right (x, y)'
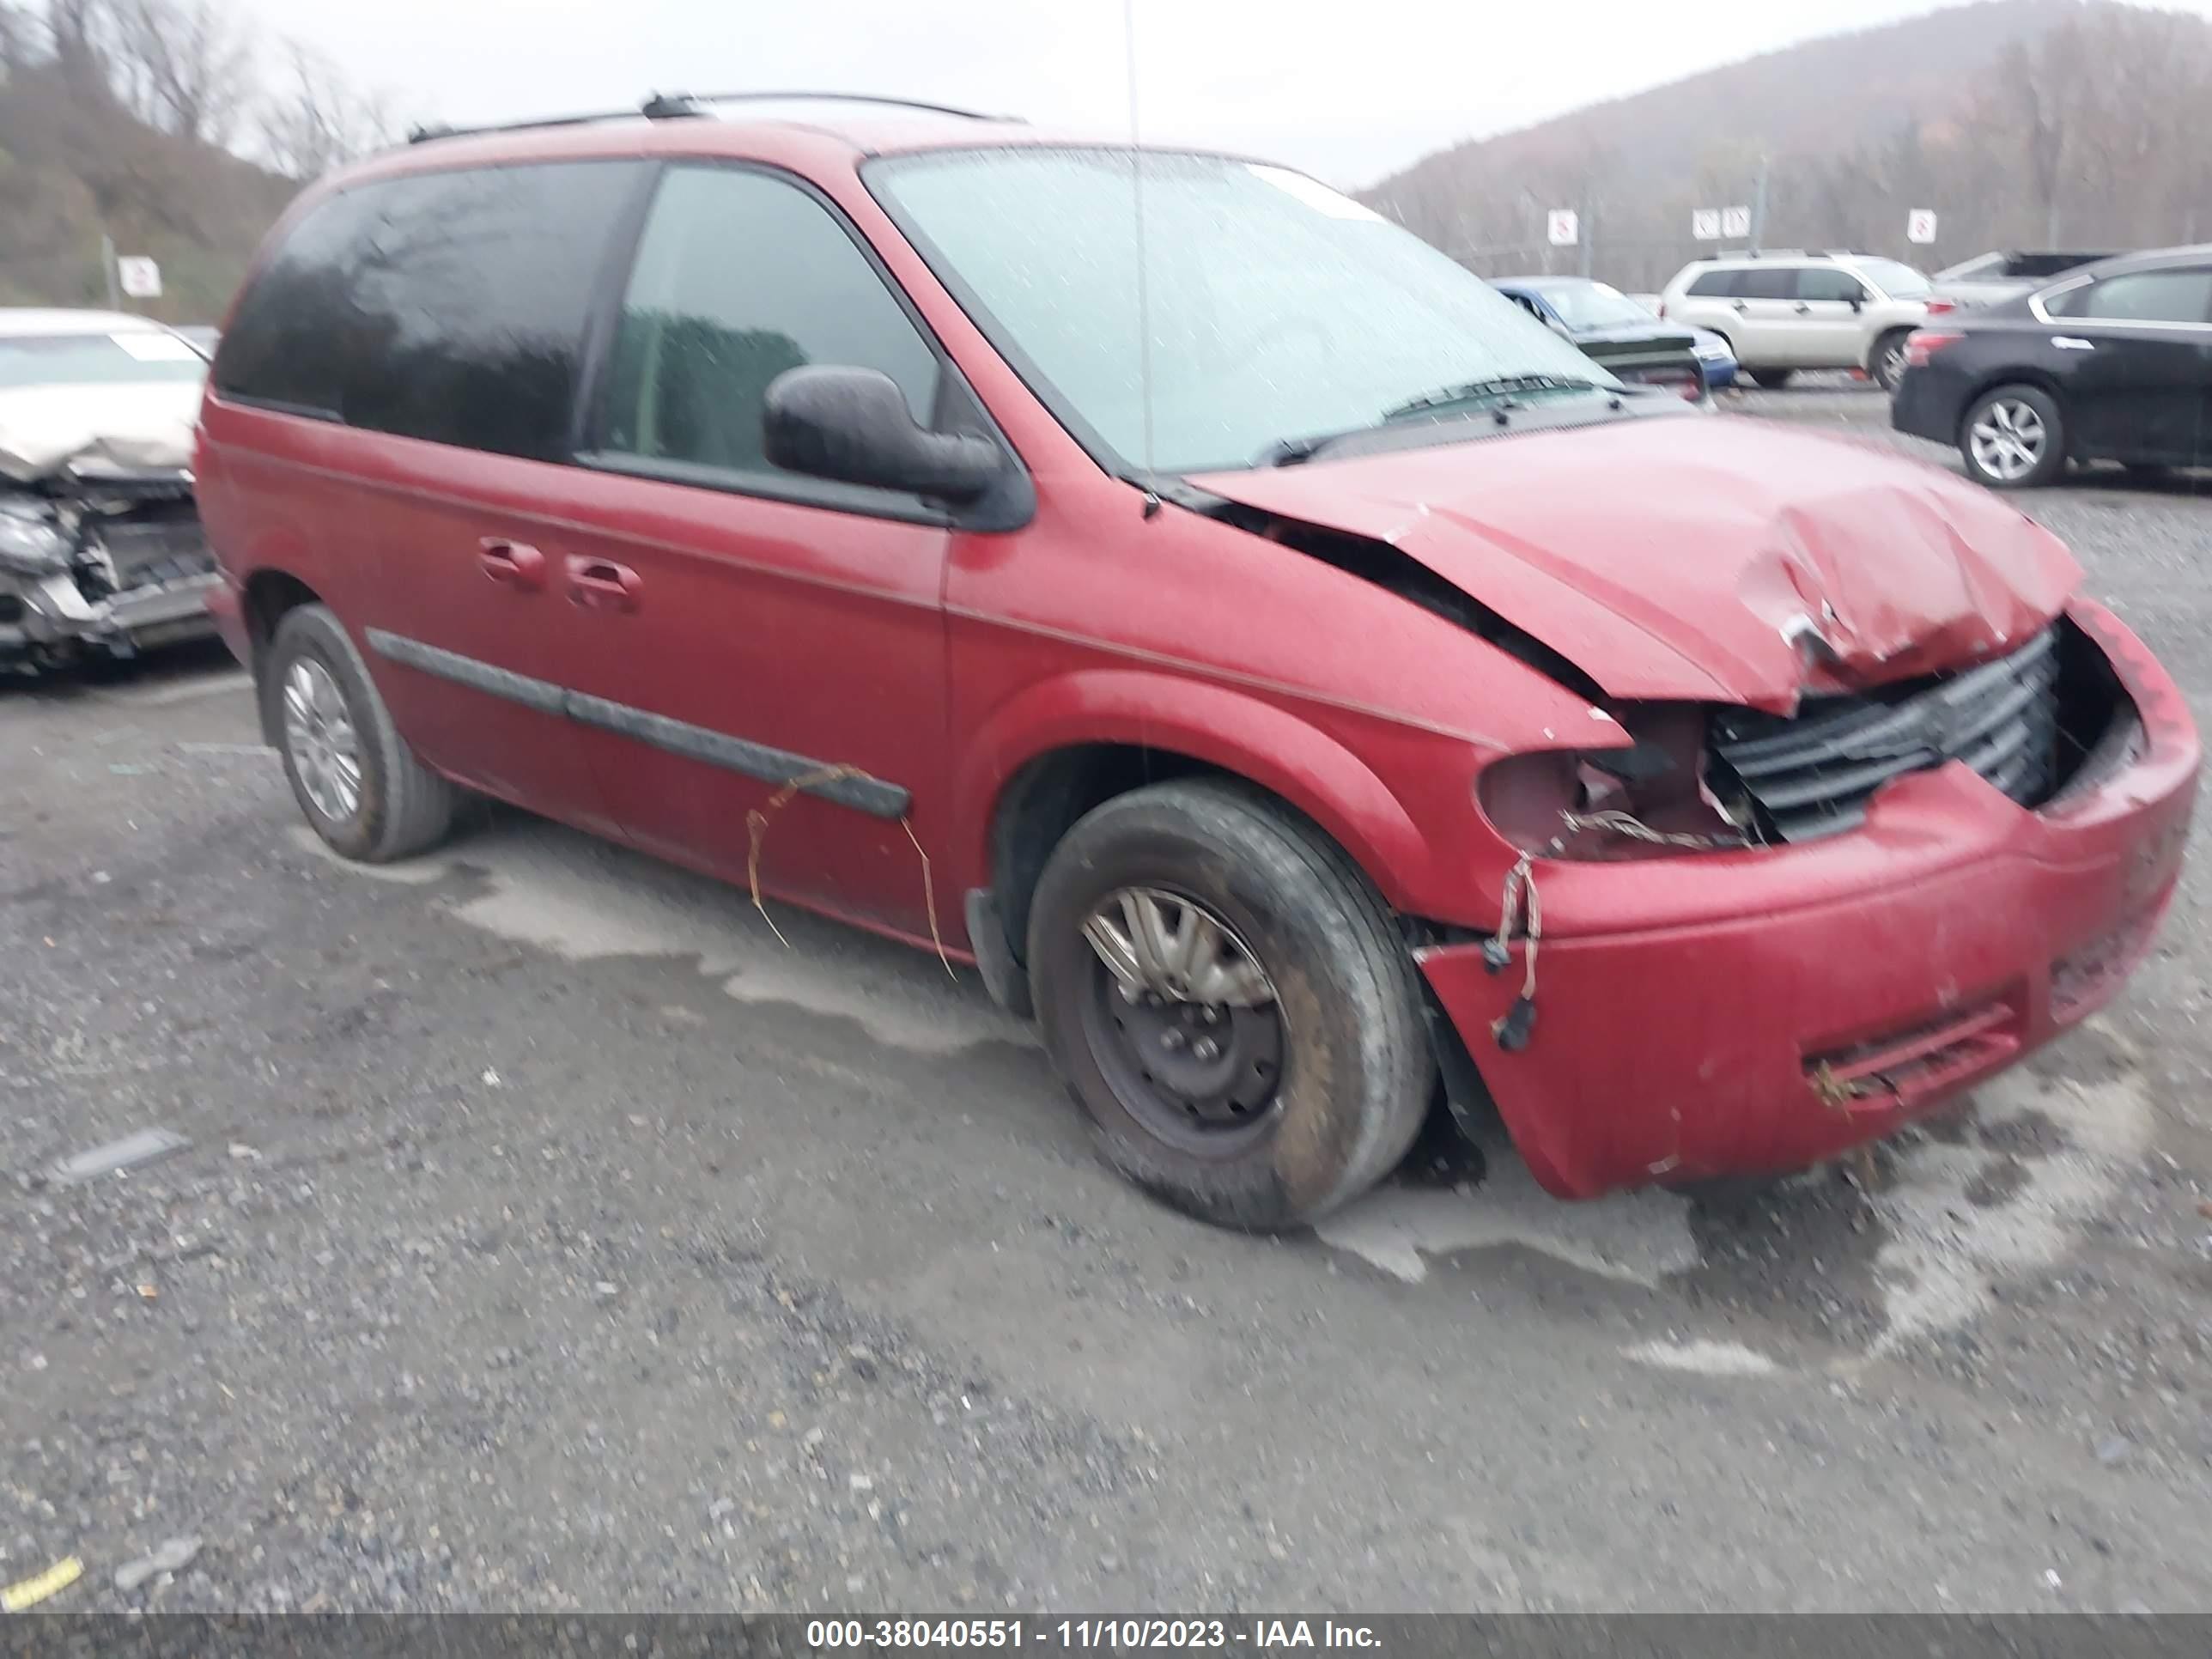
top-left (1522, 280), bottom-right (1656, 331)
top-left (0, 331), bottom-right (207, 390)
top-left (870, 147), bottom-right (1615, 473)
top-left (1855, 258), bottom-right (1932, 299)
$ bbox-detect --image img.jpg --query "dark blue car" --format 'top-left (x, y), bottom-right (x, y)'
top-left (1493, 276), bottom-right (1736, 393)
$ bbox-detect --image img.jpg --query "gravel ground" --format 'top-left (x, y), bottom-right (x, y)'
top-left (4, 385), bottom-right (2210, 1614)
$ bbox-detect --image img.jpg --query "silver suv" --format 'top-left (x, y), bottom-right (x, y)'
top-left (1657, 252), bottom-right (1932, 390)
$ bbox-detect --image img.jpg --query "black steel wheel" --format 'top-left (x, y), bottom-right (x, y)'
top-left (1027, 780), bottom-right (1434, 1231)
top-left (1077, 886), bottom-right (1285, 1155)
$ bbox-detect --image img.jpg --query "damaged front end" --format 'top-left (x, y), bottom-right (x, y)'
top-left (1478, 615), bottom-right (2134, 858)
top-left (0, 463), bottom-right (218, 673)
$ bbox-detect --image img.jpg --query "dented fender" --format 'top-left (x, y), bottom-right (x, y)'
top-left (953, 666), bottom-right (1494, 925)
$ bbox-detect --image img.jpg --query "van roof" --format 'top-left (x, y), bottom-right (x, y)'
top-left (380, 92), bottom-right (1075, 173)
top-left (332, 102), bottom-right (1200, 202)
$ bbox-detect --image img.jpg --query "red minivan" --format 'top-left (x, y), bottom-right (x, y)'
top-left (196, 96), bottom-right (2197, 1231)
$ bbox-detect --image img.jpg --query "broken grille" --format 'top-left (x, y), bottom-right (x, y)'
top-left (1710, 625), bottom-right (2061, 843)
top-left (79, 510), bottom-right (213, 599)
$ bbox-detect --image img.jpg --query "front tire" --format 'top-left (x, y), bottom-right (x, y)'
top-left (1027, 781), bottom-right (1434, 1231)
top-left (1960, 384), bottom-right (2065, 489)
top-left (265, 604), bottom-right (458, 862)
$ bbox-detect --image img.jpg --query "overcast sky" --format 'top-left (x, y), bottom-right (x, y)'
top-left (240, 0), bottom-right (2209, 188)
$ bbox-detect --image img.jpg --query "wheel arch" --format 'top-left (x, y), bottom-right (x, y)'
top-left (955, 672), bottom-right (1442, 1003)
top-left (1956, 374), bottom-right (2070, 457)
top-left (239, 567), bottom-right (327, 742)
top-left (1867, 322), bottom-right (1917, 375)
top-left (1960, 368), bottom-right (2068, 423)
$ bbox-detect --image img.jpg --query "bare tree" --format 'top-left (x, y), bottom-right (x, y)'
top-left (1, 4), bottom-right (28, 73)
top-left (109, 0), bottom-right (252, 145)
top-left (43, 0), bottom-right (110, 95)
top-left (1996, 21), bottom-right (2090, 247)
top-left (257, 37), bottom-right (396, 179)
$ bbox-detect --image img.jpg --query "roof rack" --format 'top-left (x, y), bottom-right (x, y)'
top-left (1711, 248), bottom-right (1875, 261)
top-left (408, 89), bottom-right (1020, 146)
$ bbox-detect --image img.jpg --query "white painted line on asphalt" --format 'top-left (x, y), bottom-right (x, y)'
top-left (1860, 1030), bottom-right (2152, 1362)
top-left (401, 819), bottom-right (1020, 1055)
top-left (1623, 1338), bottom-right (1780, 1376)
top-left (1316, 1155), bottom-right (1698, 1287)
top-left (284, 815), bottom-right (2152, 1364)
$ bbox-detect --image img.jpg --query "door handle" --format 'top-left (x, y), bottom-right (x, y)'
top-left (566, 556), bottom-right (641, 613)
top-left (477, 538), bottom-right (546, 592)
top-left (1730, 300), bottom-right (1747, 313)
top-left (1793, 302), bottom-right (1812, 313)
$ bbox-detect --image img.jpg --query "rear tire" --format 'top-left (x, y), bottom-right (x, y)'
top-left (265, 604), bottom-right (458, 862)
top-left (1745, 368), bottom-right (1794, 389)
top-left (1870, 329), bottom-right (1914, 392)
top-left (1960, 383), bottom-right (2065, 489)
top-left (1027, 780), bottom-right (1434, 1231)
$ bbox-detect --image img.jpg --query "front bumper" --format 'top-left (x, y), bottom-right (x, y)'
top-left (1, 544), bottom-right (220, 668)
top-left (1420, 599), bottom-right (2197, 1199)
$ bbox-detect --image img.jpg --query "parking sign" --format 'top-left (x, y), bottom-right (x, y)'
top-left (1546, 208), bottom-right (1578, 246)
top-left (1907, 209), bottom-right (1938, 245)
top-left (1691, 209), bottom-right (1721, 240)
top-left (1720, 205), bottom-right (1752, 240)
top-left (116, 256), bottom-right (161, 299)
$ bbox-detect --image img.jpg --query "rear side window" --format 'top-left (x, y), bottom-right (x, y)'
top-left (1796, 269), bottom-right (1867, 303)
top-left (1738, 268), bottom-right (1796, 301)
top-left (1686, 270), bottom-right (1740, 297)
top-left (2048, 268), bottom-right (2212, 325)
top-left (1851, 257), bottom-right (1931, 298)
top-left (215, 161), bottom-right (646, 460)
top-left (596, 166), bottom-right (939, 478)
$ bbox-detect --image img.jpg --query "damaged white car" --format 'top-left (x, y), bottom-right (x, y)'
top-left (0, 308), bottom-right (220, 673)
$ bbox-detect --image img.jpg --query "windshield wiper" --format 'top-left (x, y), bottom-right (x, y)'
top-left (1258, 374), bottom-right (1613, 466)
top-left (1380, 373), bottom-right (1604, 420)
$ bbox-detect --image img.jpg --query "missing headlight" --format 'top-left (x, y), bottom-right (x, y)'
top-left (0, 501), bottom-right (70, 578)
top-left (1478, 703), bottom-right (1753, 858)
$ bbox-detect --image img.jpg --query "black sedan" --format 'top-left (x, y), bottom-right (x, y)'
top-left (1893, 244), bottom-right (2212, 489)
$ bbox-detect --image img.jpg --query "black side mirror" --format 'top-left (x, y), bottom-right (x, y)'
top-left (764, 366), bottom-right (1003, 504)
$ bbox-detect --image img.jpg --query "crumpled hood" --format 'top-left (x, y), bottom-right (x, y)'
top-left (0, 381), bottom-right (202, 486)
top-left (1192, 412), bottom-right (2081, 714)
